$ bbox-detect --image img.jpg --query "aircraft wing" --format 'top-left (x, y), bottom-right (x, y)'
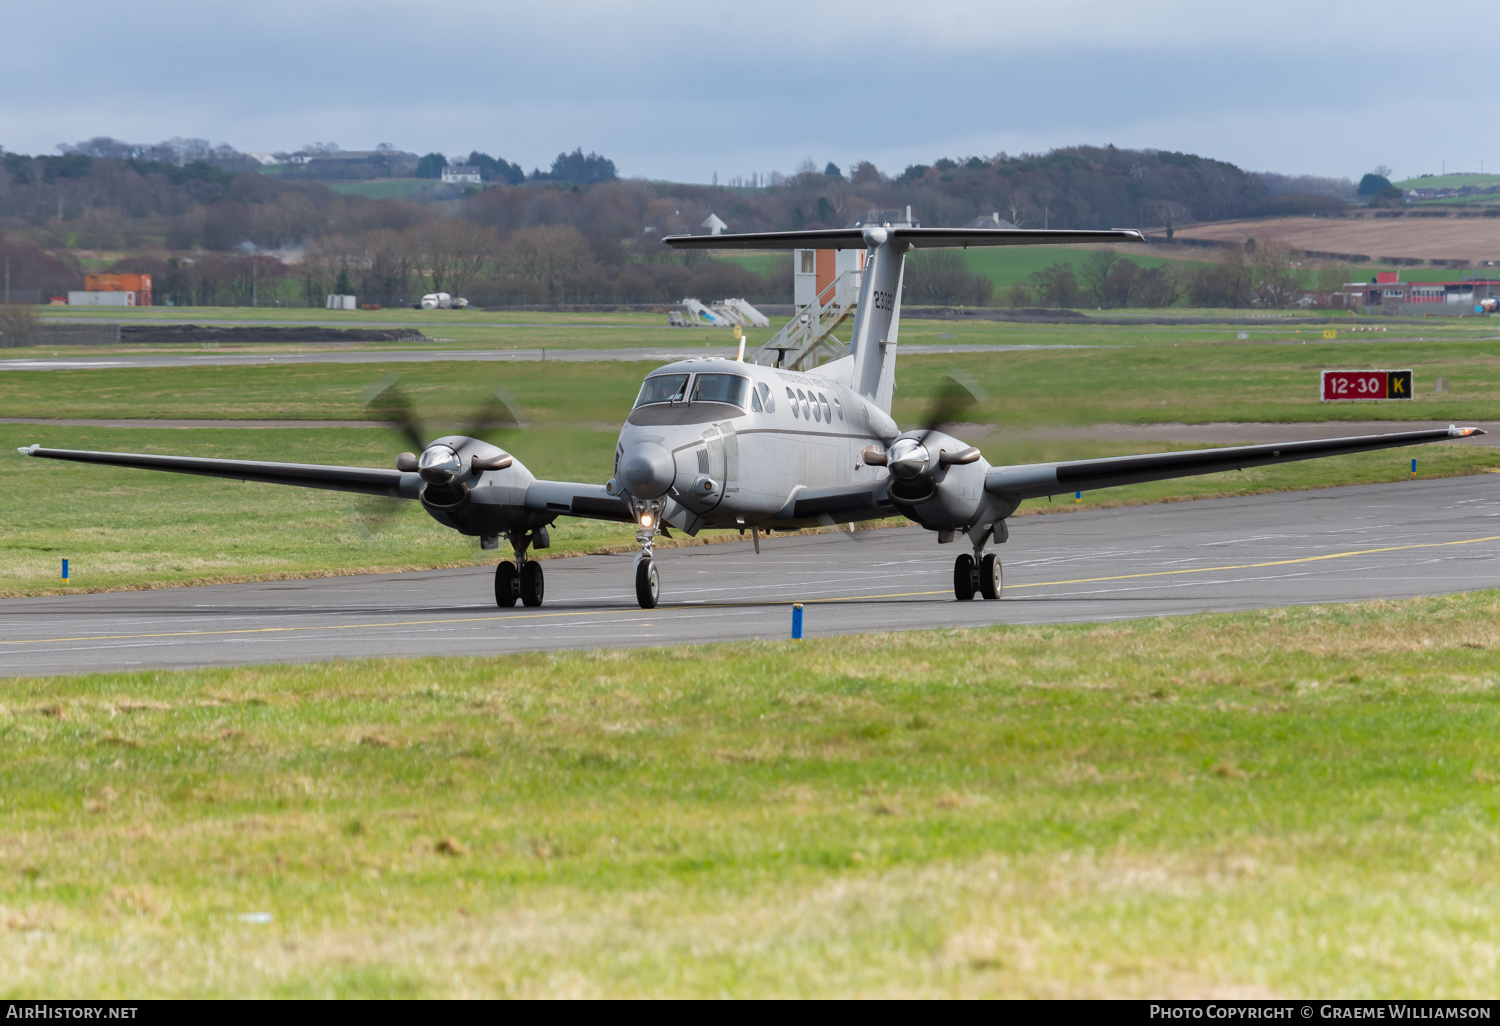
top-left (663, 227), bottom-right (1144, 250)
top-left (983, 427), bottom-right (1484, 501)
top-left (17, 444), bottom-right (635, 522)
top-left (18, 444), bottom-right (419, 498)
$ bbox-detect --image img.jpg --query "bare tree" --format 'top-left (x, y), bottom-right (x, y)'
top-left (1251, 240), bottom-right (1303, 309)
top-left (416, 219), bottom-right (499, 297)
top-left (501, 224), bottom-right (595, 300)
top-left (0, 302), bottom-right (39, 346)
top-left (1080, 249), bottom-right (1123, 307)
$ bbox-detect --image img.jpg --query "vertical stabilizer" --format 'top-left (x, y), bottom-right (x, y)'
top-left (848, 229), bottom-right (907, 413)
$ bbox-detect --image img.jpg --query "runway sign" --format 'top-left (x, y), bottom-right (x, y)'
top-left (1321, 369), bottom-right (1413, 401)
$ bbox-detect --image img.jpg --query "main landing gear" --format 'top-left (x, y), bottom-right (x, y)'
top-left (495, 527), bottom-right (548, 608)
top-left (953, 552), bottom-right (1002, 601)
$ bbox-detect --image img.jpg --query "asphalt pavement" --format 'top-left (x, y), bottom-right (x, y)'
top-left (3, 475), bottom-right (1498, 676)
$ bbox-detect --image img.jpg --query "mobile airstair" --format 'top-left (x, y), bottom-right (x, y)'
top-left (750, 269), bottom-right (861, 371)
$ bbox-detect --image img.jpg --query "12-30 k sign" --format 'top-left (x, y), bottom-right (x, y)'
top-left (1322, 369), bottom-right (1414, 401)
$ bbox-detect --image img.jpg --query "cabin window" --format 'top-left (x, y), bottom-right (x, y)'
top-left (787, 387), bottom-right (798, 417)
top-left (759, 383), bottom-right (775, 413)
top-left (832, 396), bottom-right (843, 421)
top-left (798, 389), bottom-right (811, 420)
top-left (691, 373), bottom-right (749, 408)
top-left (634, 374), bottom-right (689, 407)
top-left (819, 393), bottom-right (832, 422)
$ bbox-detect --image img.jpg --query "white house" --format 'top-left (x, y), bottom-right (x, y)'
top-left (701, 212), bottom-right (728, 235)
top-left (442, 166), bottom-right (482, 185)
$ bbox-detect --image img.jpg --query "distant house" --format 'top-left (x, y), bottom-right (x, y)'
top-left (442, 166), bottom-right (482, 185)
top-left (965, 211), bottom-right (1017, 229)
top-left (701, 212), bottom-right (728, 235)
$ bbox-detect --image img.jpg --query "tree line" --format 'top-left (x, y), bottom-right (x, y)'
top-left (0, 139), bottom-right (1360, 307)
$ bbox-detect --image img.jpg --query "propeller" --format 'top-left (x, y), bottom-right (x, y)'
top-left (363, 375), bottom-right (427, 459)
top-left (862, 370), bottom-right (987, 488)
top-left (364, 375), bottom-right (528, 479)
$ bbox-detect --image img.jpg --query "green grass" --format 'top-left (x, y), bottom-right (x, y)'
top-left (322, 179), bottom-right (435, 200)
top-left (1393, 173), bottom-right (1500, 191)
top-left (6, 335), bottom-right (1500, 425)
top-left (958, 246), bottom-right (1209, 291)
top-left (3, 593), bottom-right (1500, 996)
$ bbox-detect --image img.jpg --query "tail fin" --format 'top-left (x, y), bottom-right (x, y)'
top-left (847, 230), bottom-right (905, 411)
top-left (662, 225), bottom-right (1143, 413)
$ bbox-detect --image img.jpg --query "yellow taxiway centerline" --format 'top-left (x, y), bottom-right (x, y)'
top-left (5, 533), bottom-right (1500, 648)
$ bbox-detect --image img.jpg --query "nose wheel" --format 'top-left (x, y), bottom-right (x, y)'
top-left (635, 558), bottom-right (660, 609)
top-left (954, 553), bottom-right (1002, 601)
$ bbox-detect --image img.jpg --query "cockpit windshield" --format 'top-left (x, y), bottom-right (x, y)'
top-left (633, 374), bottom-right (689, 408)
top-left (690, 373), bottom-right (750, 408)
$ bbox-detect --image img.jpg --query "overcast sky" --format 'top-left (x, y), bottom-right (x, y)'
top-left (0, 0), bottom-right (1486, 184)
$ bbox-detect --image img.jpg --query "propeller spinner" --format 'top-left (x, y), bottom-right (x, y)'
top-left (862, 371), bottom-right (986, 501)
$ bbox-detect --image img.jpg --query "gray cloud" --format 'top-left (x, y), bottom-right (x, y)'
top-left (0, 0), bottom-right (1484, 182)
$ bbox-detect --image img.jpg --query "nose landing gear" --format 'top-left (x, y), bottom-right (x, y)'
top-left (630, 496), bottom-right (665, 609)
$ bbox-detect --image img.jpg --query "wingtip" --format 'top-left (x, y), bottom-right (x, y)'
top-left (17, 444), bottom-right (38, 456)
top-left (1449, 425), bottom-right (1485, 437)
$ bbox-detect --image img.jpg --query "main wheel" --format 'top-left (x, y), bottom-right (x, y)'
top-left (494, 560), bottom-right (518, 607)
top-left (953, 553), bottom-right (976, 601)
top-left (635, 558), bottom-right (660, 609)
top-left (520, 560), bottom-right (545, 607)
top-left (979, 553), bottom-right (1002, 600)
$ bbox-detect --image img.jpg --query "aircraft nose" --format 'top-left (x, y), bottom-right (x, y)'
top-left (620, 442), bottom-right (676, 499)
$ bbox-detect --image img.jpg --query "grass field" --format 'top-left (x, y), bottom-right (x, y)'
top-left (1393, 173), bottom-right (1500, 192)
top-left (1174, 216), bottom-right (1500, 267)
top-left (6, 336), bottom-right (1500, 424)
top-left (6, 330), bottom-right (1500, 596)
top-left (322, 179), bottom-right (436, 200)
top-left (3, 594), bottom-right (1499, 996)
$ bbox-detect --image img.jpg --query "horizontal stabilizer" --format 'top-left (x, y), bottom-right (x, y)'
top-left (663, 227), bottom-right (1144, 251)
top-left (985, 427), bottom-right (1484, 501)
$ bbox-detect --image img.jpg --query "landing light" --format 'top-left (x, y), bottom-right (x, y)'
top-left (640, 513), bottom-right (654, 529)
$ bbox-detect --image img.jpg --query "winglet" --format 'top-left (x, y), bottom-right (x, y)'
top-left (1449, 425), bottom-right (1486, 437)
top-left (17, 444), bottom-right (39, 456)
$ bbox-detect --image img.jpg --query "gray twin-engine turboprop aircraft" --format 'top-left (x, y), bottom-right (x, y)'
top-left (19, 223), bottom-right (1483, 610)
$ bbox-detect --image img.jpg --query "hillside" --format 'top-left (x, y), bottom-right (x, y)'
top-left (1171, 213), bottom-right (1500, 268)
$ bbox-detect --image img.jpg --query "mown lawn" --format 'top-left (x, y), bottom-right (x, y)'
top-left (2, 594), bottom-right (1498, 996)
top-left (5, 338), bottom-right (1500, 425)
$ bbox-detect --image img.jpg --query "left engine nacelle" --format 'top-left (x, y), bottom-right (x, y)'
top-left (416, 435), bottom-right (552, 537)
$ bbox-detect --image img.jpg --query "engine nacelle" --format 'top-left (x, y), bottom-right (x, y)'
top-left (885, 429), bottom-right (993, 531)
top-left (417, 435), bottom-right (552, 537)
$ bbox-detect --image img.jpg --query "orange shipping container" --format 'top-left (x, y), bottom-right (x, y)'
top-left (82, 273), bottom-right (152, 306)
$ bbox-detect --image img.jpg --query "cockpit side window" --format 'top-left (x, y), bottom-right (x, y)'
top-left (758, 383), bottom-right (775, 413)
top-left (690, 373), bottom-right (750, 408)
top-left (750, 386), bottom-right (763, 412)
top-left (634, 374), bottom-right (689, 408)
